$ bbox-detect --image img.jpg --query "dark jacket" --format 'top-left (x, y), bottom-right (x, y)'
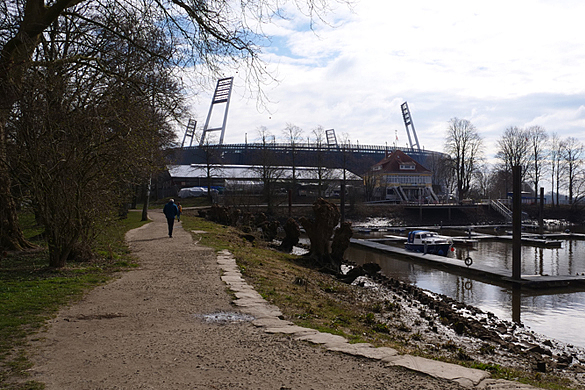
top-left (163, 201), bottom-right (179, 219)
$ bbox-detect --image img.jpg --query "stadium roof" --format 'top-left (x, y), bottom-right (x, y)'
top-left (168, 165), bottom-right (362, 182)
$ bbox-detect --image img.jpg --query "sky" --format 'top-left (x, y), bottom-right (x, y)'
top-left (181, 0), bottom-right (585, 164)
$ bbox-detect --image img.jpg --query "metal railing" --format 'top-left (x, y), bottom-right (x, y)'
top-left (490, 199), bottom-right (512, 221)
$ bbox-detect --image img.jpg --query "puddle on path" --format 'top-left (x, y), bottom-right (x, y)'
top-left (195, 312), bottom-right (255, 324)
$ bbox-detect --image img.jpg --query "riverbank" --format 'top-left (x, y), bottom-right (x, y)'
top-left (24, 210), bottom-right (585, 389)
top-left (342, 263), bottom-right (585, 388)
top-left (182, 211), bottom-right (584, 389)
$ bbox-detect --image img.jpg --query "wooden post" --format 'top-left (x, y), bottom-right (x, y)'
top-left (539, 187), bottom-right (544, 235)
top-left (512, 166), bottom-right (522, 280)
top-left (340, 181), bottom-right (346, 223)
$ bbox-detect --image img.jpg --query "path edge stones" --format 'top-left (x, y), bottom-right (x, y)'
top-left (216, 249), bottom-right (536, 390)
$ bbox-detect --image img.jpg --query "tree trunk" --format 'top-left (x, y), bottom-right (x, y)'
top-left (48, 244), bottom-right (69, 268)
top-left (141, 180), bottom-right (150, 221)
top-left (47, 234), bottom-right (70, 268)
top-left (0, 109), bottom-right (31, 250)
top-left (46, 219), bottom-right (81, 268)
top-left (0, 11), bottom-right (46, 250)
top-left (299, 198), bottom-right (340, 271)
top-left (330, 221), bottom-right (353, 274)
top-left (278, 217), bottom-right (300, 253)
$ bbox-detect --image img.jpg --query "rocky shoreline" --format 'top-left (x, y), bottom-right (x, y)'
top-left (342, 261), bottom-right (585, 388)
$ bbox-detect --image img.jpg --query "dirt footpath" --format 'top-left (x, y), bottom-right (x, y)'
top-left (29, 211), bottom-right (465, 389)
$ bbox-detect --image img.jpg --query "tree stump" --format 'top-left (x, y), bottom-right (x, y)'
top-left (240, 212), bottom-right (254, 233)
top-left (229, 208), bottom-right (241, 226)
top-left (278, 218), bottom-right (300, 253)
top-left (299, 198), bottom-right (340, 272)
top-left (260, 220), bottom-right (279, 242)
top-left (207, 204), bottom-right (231, 225)
top-left (331, 221), bottom-right (353, 271)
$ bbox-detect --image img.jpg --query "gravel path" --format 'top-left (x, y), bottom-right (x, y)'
top-left (29, 211), bottom-right (466, 389)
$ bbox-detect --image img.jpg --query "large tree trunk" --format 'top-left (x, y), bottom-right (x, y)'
top-left (0, 4), bottom-right (48, 250)
top-left (299, 198), bottom-right (340, 272)
top-left (278, 217), bottom-right (300, 253)
top-left (330, 221), bottom-right (353, 273)
top-left (0, 110), bottom-right (31, 250)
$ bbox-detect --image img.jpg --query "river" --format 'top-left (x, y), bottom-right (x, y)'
top-left (347, 226), bottom-right (585, 348)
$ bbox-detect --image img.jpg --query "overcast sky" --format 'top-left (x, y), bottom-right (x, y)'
top-left (183, 0), bottom-right (585, 163)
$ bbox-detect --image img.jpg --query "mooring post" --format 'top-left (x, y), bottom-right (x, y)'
top-left (539, 187), bottom-right (544, 235)
top-left (512, 165), bottom-right (522, 280)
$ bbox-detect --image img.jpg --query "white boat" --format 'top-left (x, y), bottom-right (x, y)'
top-left (405, 230), bottom-right (453, 256)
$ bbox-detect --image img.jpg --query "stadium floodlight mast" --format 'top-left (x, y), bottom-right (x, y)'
top-left (401, 101), bottom-right (421, 151)
top-left (199, 77), bottom-right (234, 146)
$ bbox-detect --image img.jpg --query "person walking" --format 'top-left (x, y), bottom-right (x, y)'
top-left (163, 199), bottom-right (179, 237)
top-left (177, 202), bottom-right (183, 222)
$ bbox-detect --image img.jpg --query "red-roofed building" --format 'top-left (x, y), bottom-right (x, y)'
top-left (370, 149), bottom-right (438, 203)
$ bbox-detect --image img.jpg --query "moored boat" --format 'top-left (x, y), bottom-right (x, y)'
top-left (405, 230), bottom-right (453, 256)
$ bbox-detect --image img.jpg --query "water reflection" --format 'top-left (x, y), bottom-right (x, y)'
top-left (372, 237), bottom-right (585, 276)
top-left (346, 242), bottom-right (585, 347)
top-left (509, 287), bottom-right (518, 323)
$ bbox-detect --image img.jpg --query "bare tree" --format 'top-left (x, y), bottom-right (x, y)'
top-left (527, 125), bottom-right (548, 197)
top-left (337, 132), bottom-right (357, 216)
top-left (311, 125), bottom-right (334, 198)
top-left (252, 126), bottom-right (284, 213)
top-left (6, 7), bottom-right (180, 266)
top-left (10, 71), bottom-right (177, 267)
top-left (486, 167), bottom-right (510, 199)
top-left (0, 0), bottom-right (342, 249)
top-left (362, 171), bottom-right (376, 201)
top-left (549, 133), bottom-right (565, 207)
top-left (473, 163), bottom-right (491, 199)
top-left (561, 136), bottom-right (584, 205)
top-left (573, 171), bottom-right (585, 208)
top-left (282, 123), bottom-right (303, 199)
top-left (423, 150), bottom-right (448, 197)
top-left (444, 118), bottom-right (483, 202)
top-left (198, 134), bottom-right (224, 203)
top-left (496, 126), bottom-right (530, 194)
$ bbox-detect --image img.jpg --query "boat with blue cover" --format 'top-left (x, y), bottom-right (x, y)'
top-left (405, 230), bottom-right (453, 256)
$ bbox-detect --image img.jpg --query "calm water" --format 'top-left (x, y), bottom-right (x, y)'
top-left (346, 235), bottom-right (585, 347)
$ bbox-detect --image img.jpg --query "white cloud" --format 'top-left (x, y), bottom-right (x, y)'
top-left (183, 0), bottom-right (585, 161)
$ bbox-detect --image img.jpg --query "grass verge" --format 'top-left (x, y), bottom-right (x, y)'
top-left (0, 210), bottom-right (148, 390)
top-left (181, 212), bottom-right (578, 390)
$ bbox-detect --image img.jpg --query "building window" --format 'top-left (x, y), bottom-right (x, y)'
top-left (399, 164), bottom-right (415, 170)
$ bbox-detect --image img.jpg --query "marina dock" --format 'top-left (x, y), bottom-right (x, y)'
top-left (350, 238), bottom-right (585, 289)
top-left (355, 229), bottom-right (575, 248)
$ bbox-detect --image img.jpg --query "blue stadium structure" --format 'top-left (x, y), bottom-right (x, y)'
top-left (169, 142), bottom-right (446, 177)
